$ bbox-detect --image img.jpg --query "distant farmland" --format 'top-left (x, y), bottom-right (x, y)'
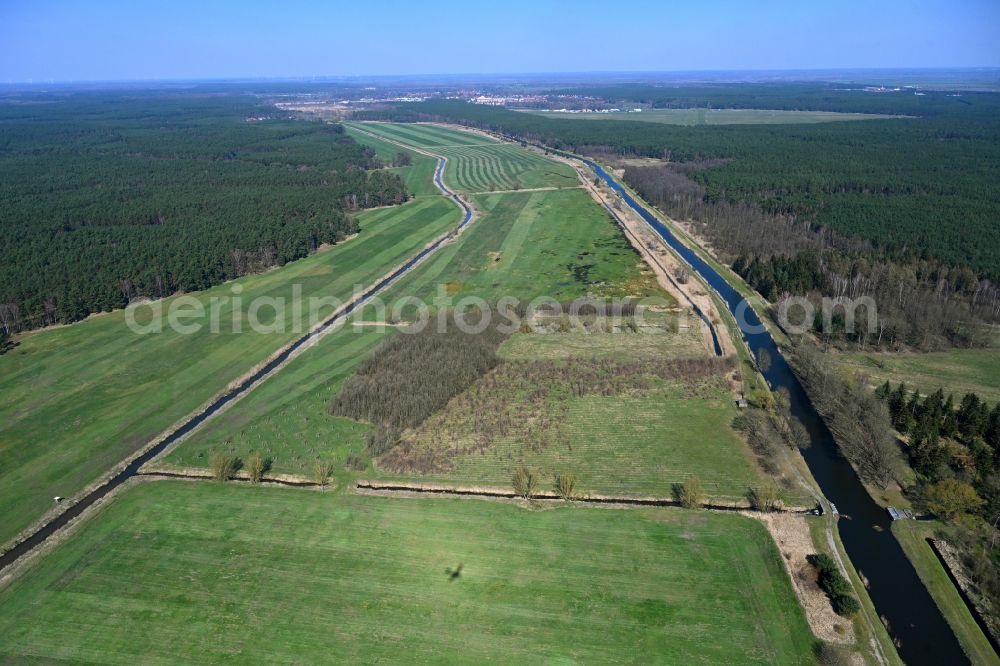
top-left (347, 122), bottom-right (580, 193)
top-left (520, 108), bottom-right (902, 125)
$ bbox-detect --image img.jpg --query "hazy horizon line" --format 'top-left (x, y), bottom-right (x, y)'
top-left (3, 65), bottom-right (1000, 88)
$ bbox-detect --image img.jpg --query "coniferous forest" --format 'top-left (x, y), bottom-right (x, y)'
top-left (0, 92), bottom-right (407, 331)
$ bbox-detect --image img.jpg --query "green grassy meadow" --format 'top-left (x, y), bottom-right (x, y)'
top-left (438, 143), bottom-right (579, 192)
top-left (522, 108), bottom-right (902, 125)
top-left (0, 195), bottom-right (460, 547)
top-left (390, 156), bottom-right (441, 197)
top-left (0, 481), bottom-right (817, 665)
top-left (396, 188), bottom-right (662, 301)
top-left (159, 324), bottom-right (383, 479)
top-left (383, 377), bottom-right (772, 502)
top-left (835, 348), bottom-right (1000, 403)
top-left (347, 121), bottom-right (498, 147)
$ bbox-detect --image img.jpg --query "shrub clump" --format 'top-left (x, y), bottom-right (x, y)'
top-left (313, 460), bottom-right (333, 487)
top-left (209, 453), bottom-right (237, 482)
top-left (814, 642), bottom-right (853, 666)
top-left (554, 472), bottom-right (578, 500)
top-left (676, 477), bottom-right (704, 509)
top-left (512, 466), bottom-right (537, 499)
top-left (808, 553), bottom-right (861, 617)
top-left (247, 452), bottom-right (268, 483)
top-left (747, 484), bottom-right (781, 512)
top-left (344, 453), bottom-right (369, 472)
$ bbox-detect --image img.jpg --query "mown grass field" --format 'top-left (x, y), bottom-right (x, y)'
top-left (438, 143), bottom-right (579, 192)
top-left (401, 189), bottom-right (662, 301)
top-left (0, 195), bottom-right (459, 547)
top-left (390, 155), bottom-right (441, 197)
top-left (160, 325), bottom-right (382, 480)
top-left (522, 108), bottom-right (902, 125)
top-left (347, 121), bottom-right (498, 148)
top-left (350, 122), bottom-right (580, 193)
top-left (0, 481), bottom-right (817, 664)
top-left (835, 347), bottom-right (1000, 403)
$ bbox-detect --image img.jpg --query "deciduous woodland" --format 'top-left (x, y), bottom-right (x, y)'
top-left (0, 93), bottom-right (407, 332)
top-left (625, 164), bottom-right (999, 349)
top-left (329, 313), bottom-right (511, 455)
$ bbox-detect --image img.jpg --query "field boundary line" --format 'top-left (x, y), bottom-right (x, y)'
top-left (469, 185), bottom-right (582, 195)
top-left (137, 470), bottom-right (324, 488)
top-left (356, 480), bottom-right (813, 512)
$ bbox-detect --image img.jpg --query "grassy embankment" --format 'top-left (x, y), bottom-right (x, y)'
top-left (891, 520), bottom-right (1000, 666)
top-left (0, 191), bottom-right (459, 547)
top-left (0, 481), bottom-right (818, 665)
top-left (835, 347), bottom-right (1000, 404)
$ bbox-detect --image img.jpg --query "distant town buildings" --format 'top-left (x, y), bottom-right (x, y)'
top-left (471, 94), bottom-right (547, 106)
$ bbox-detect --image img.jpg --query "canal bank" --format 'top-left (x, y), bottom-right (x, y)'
top-left (577, 155), bottom-right (968, 665)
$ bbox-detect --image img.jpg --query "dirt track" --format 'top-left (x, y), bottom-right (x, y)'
top-left (554, 152), bottom-right (735, 359)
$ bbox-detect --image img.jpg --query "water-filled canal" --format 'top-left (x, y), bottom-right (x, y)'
top-left (585, 158), bottom-right (967, 665)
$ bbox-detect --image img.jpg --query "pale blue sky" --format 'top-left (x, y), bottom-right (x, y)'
top-left (1, 0), bottom-right (998, 82)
